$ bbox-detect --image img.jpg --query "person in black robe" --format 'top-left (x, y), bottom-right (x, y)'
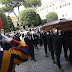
top-left (13, 33), bottom-right (21, 41)
top-left (24, 32), bottom-right (36, 62)
top-left (39, 32), bottom-right (43, 46)
top-left (51, 28), bottom-right (63, 72)
top-left (47, 31), bottom-right (55, 63)
top-left (62, 31), bottom-right (72, 62)
top-left (33, 32), bottom-right (39, 50)
top-left (42, 31), bottom-right (49, 57)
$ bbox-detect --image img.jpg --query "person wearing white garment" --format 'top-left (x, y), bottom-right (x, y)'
top-left (20, 33), bottom-right (25, 43)
top-left (0, 42), bottom-right (3, 51)
top-left (0, 34), bottom-right (12, 50)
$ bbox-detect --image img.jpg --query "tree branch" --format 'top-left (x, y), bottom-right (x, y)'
top-left (12, 11), bottom-right (19, 23)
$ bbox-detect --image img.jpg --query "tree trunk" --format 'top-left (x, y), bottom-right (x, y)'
top-left (13, 11), bottom-right (19, 24)
top-left (18, 6), bottom-right (20, 14)
top-left (17, 6), bottom-right (20, 24)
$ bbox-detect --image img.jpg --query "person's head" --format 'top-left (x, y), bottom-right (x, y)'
top-left (49, 30), bottom-right (52, 33)
top-left (43, 30), bottom-right (47, 34)
top-left (34, 31), bottom-right (36, 35)
top-left (52, 27), bottom-right (58, 34)
top-left (27, 32), bottom-right (30, 36)
top-left (58, 30), bottom-right (62, 34)
top-left (16, 33), bottom-right (19, 37)
top-left (5, 34), bottom-right (10, 38)
top-left (47, 31), bottom-right (50, 35)
top-left (22, 33), bottom-right (24, 37)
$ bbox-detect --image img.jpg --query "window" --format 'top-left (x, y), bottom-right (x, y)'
top-left (50, 5), bottom-right (51, 7)
top-left (47, 6), bottom-right (48, 8)
top-left (65, 4), bottom-right (66, 6)
top-left (66, 3), bottom-right (70, 6)
top-left (52, 4), bottom-right (54, 6)
top-left (68, 3), bottom-right (70, 5)
top-left (60, 6), bottom-right (62, 8)
top-left (42, 8), bottom-right (43, 10)
top-left (56, 7), bottom-right (57, 9)
top-left (62, 15), bottom-right (64, 17)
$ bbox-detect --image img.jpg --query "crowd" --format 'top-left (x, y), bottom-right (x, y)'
top-left (0, 26), bottom-right (72, 72)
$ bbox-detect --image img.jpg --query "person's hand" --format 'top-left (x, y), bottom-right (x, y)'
top-left (0, 34), bottom-right (12, 43)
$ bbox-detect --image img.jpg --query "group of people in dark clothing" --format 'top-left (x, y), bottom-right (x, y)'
top-left (11, 27), bottom-right (72, 72)
top-left (41, 27), bottom-right (72, 72)
top-left (0, 26), bottom-right (72, 72)
top-left (41, 27), bottom-right (62, 71)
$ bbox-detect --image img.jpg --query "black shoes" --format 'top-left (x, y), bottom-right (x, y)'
top-left (45, 53), bottom-right (49, 57)
top-left (65, 57), bottom-right (69, 61)
top-left (59, 68), bottom-right (64, 72)
top-left (31, 58), bottom-right (37, 62)
top-left (45, 53), bottom-right (48, 57)
top-left (33, 59), bottom-right (37, 62)
top-left (53, 60), bottom-right (56, 64)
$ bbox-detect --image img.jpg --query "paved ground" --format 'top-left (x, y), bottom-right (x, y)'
top-left (15, 45), bottom-right (72, 72)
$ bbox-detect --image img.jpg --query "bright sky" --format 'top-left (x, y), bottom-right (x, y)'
top-left (0, 0), bottom-right (54, 17)
top-left (42, 0), bottom-right (53, 5)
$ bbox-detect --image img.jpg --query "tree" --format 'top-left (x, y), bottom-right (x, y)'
top-left (19, 8), bottom-right (41, 27)
top-left (46, 11), bottom-right (58, 22)
top-left (0, 0), bottom-right (24, 23)
top-left (23, 0), bottom-right (41, 9)
top-left (7, 16), bottom-right (15, 31)
top-left (36, 14), bottom-right (42, 26)
top-left (1, 6), bottom-right (13, 15)
top-left (0, 10), bottom-right (9, 32)
top-left (41, 19), bottom-right (47, 25)
top-left (0, 0), bottom-right (41, 23)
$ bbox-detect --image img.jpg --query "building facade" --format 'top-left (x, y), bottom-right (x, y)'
top-left (36, 0), bottom-right (72, 20)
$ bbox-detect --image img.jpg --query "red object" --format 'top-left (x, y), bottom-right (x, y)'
top-left (10, 39), bottom-right (19, 46)
top-left (0, 18), bottom-right (3, 30)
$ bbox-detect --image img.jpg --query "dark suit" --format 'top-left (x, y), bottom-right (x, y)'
top-left (42, 33), bottom-right (48, 55)
top-left (39, 33), bottom-right (43, 46)
top-left (47, 34), bottom-right (54, 60)
top-left (24, 35), bottom-right (35, 59)
top-left (33, 34), bottom-right (39, 49)
top-left (13, 35), bottom-right (21, 41)
top-left (62, 31), bottom-right (72, 61)
top-left (51, 33), bottom-right (62, 68)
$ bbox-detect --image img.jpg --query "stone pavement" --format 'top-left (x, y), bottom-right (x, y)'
top-left (15, 45), bottom-right (72, 72)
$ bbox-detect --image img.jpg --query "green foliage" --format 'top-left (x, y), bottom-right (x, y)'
top-left (19, 8), bottom-right (41, 27)
top-left (46, 11), bottom-right (58, 22)
top-left (23, 0), bottom-right (41, 8)
top-left (0, 0), bottom-right (24, 23)
top-left (0, 10), bottom-right (9, 32)
top-left (1, 6), bottom-right (13, 13)
top-left (0, 0), bottom-right (23, 6)
top-left (36, 14), bottom-right (42, 26)
top-left (7, 16), bottom-right (15, 31)
top-left (41, 19), bottom-right (47, 25)
top-left (0, 0), bottom-right (11, 4)
top-left (15, 27), bottom-right (20, 30)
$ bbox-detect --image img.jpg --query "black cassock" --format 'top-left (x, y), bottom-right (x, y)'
top-left (24, 35), bottom-right (35, 59)
top-left (42, 33), bottom-right (48, 55)
top-left (51, 33), bottom-right (62, 68)
top-left (47, 34), bottom-right (54, 60)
